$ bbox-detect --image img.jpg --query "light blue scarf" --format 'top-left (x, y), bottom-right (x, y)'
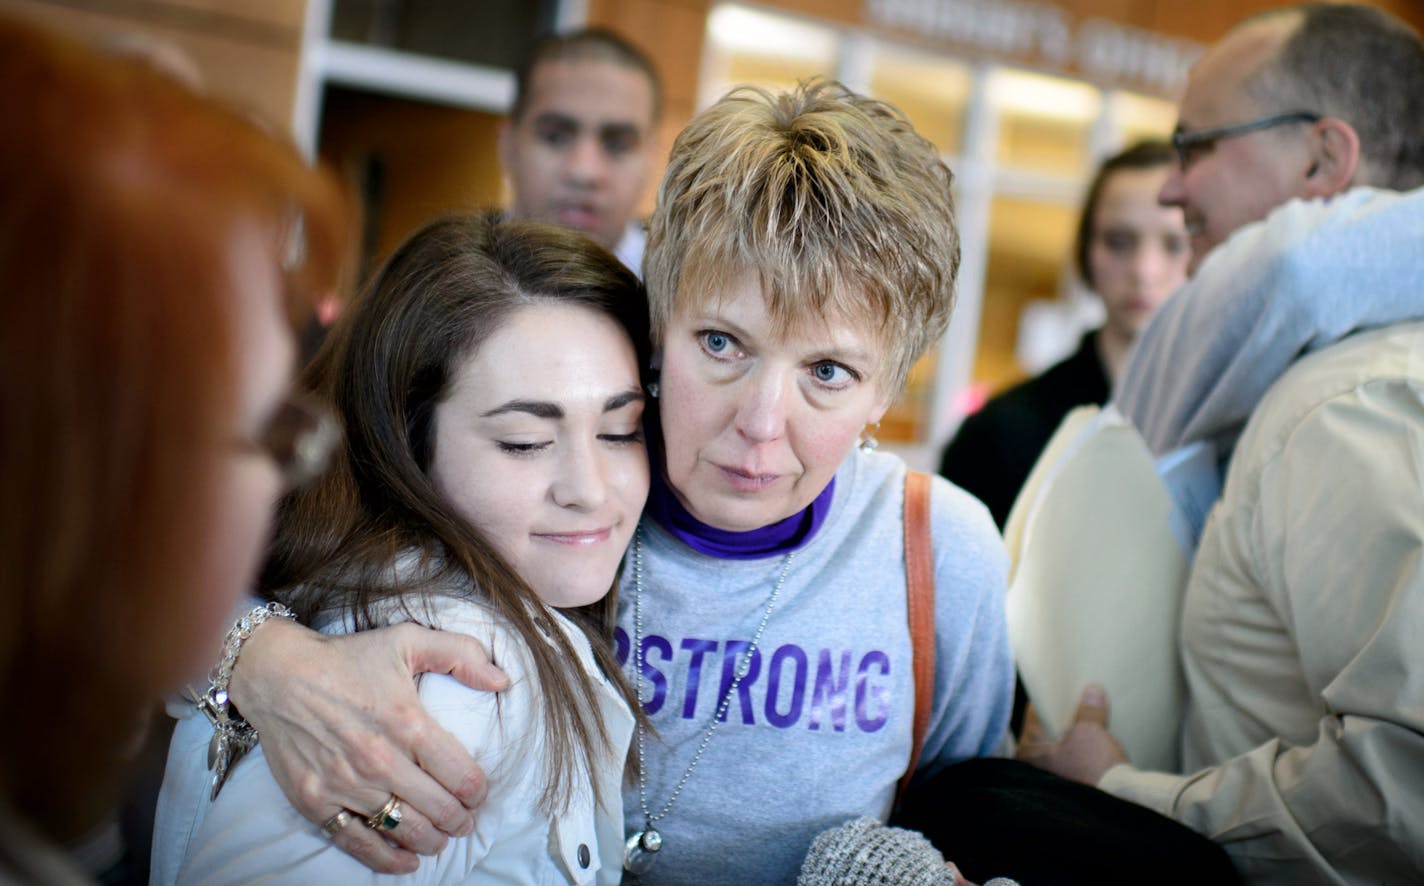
top-left (1115, 186), bottom-right (1424, 462)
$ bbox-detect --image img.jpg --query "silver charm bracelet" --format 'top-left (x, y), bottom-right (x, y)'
top-left (195, 601), bottom-right (295, 798)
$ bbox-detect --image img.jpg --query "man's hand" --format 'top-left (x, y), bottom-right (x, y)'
top-left (1016, 684), bottom-right (1128, 786)
top-left (228, 619), bottom-right (508, 873)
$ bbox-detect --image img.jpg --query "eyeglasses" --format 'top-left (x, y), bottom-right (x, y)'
top-left (1171, 111), bottom-right (1321, 169)
top-left (235, 392), bottom-right (341, 491)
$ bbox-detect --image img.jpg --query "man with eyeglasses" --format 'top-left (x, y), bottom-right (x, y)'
top-left (1020, 4), bottom-right (1424, 883)
top-left (1160, 6), bottom-right (1423, 272)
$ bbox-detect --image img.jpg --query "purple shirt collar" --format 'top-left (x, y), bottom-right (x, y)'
top-left (645, 469), bottom-right (835, 560)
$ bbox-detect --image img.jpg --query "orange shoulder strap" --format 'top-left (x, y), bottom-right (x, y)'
top-left (898, 469), bottom-right (935, 803)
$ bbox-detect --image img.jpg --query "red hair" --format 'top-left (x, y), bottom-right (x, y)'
top-left (0, 15), bottom-right (350, 839)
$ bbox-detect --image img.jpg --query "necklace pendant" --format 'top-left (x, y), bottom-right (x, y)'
top-left (623, 827), bottom-right (662, 875)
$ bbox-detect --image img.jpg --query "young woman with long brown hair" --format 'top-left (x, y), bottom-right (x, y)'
top-left (154, 212), bottom-right (652, 884)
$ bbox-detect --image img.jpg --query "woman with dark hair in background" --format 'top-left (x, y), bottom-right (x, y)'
top-left (0, 15), bottom-right (347, 883)
top-left (939, 141), bottom-right (1190, 528)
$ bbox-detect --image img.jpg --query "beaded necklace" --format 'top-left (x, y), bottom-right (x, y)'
top-left (622, 529), bottom-right (796, 875)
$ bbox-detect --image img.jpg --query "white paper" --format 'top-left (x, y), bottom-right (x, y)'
top-left (1003, 406), bottom-right (1188, 772)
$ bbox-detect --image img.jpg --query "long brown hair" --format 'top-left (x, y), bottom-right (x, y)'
top-left (0, 15), bottom-right (349, 842)
top-left (262, 211), bottom-right (650, 812)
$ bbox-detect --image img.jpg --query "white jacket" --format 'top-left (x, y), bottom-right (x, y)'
top-left (152, 595), bottom-right (632, 885)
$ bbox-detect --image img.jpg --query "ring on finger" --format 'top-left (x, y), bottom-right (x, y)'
top-left (321, 809), bottom-right (356, 839)
top-left (366, 794), bottom-right (403, 832)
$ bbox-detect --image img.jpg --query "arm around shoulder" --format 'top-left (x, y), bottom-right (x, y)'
top-left (175, 614), bottom-right (553, 885)
top-left (221, 615), bottom-right (505, 871)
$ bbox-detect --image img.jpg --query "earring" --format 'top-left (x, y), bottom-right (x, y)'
top-left (647, 381), bottom-right (659, 399)
top-left (858, 421), bottom-right (880, 452)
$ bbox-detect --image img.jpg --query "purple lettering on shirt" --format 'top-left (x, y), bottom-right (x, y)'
top-left (679, 638), bottom-right (718, 719)
top-left (808, 649), bottom-right (851, 732)
top-left (640, 634), bottom-right (673, 715)
top-left (764, 644), bottom-right (808, 728)
top-left (623, 632), bottom-right (897, 735)
top-left (715, 640), bottom-right (761, 725)
top-left (854, 650), bottom-right (891, 732)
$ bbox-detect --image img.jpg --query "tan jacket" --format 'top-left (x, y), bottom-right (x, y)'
top-left (1100, 322), bottom-right (1424, 885)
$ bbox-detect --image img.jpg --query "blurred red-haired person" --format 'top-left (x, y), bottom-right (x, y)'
top-left (0, 16), bottom-right (348, 882)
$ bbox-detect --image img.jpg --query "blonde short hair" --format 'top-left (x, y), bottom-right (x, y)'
top-left (645, 79), bottom-right (959, 390)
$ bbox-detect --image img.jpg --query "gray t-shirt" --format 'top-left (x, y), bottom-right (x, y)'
top-left (616, 448), bottom-right (1013, 884)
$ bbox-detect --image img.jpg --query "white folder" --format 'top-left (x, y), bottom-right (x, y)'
top-left (1003, 405), bottom-right (1189, 772)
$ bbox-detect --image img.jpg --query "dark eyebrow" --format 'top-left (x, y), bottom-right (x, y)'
top-left (482, 390), bottom-right (644, 419)
top-left (532, 111), bottom-right (580, 131)
top-left (481, 400), bottom-right (563, 419)
top-left (604, 390), bottom-right (645, 412)
top-left (599, 122), bottom-right (642, 139)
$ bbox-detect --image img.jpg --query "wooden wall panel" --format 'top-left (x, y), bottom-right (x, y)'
top-left (0, 0), bottom-right (304, 134)
top-left (317, 88), bottom-right (504, 274)
top-left (159, 0), bottom-right (304, 31)
top-left (586, 0), bottom-right (711, 216)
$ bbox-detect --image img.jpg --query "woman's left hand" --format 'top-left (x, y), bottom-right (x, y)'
top-left (229, 619), bottom-right (504, 872)
top-left (1015, 684), bottom-right (1128, 785)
